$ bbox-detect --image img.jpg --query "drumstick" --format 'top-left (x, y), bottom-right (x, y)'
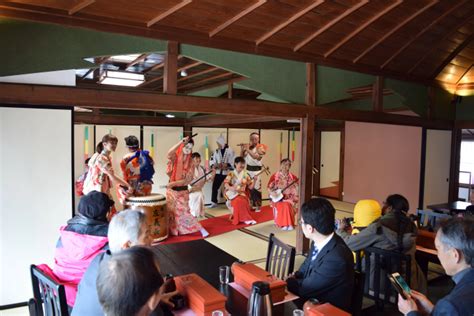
top-left (182, 133), bottom-right (198, 142)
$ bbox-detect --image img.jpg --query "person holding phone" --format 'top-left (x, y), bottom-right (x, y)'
top-left (398, 217), bottom-right (474, 316)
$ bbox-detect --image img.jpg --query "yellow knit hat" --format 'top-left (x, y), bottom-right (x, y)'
top-left (352, 199), bottom-right (382, 229)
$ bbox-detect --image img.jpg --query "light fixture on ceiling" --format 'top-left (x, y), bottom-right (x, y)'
top-left (166, 114), bottom-right (175, 118)
top-left (99, 70), bottom-right (144, 87)
top-left (180, 70), bottom-right (188, 77)
top-left (109, 54), bottom-right (141, 63)
top-left (287, 119), bottom-right (300, 123)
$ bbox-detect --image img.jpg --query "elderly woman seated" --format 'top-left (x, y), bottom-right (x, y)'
top-left (52, 191), bottom-right (113, 306)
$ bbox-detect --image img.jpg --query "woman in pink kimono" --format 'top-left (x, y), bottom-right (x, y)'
top-left (166, 137), bottom-right (209, 237)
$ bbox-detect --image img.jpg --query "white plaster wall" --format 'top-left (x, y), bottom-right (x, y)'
top-left (0, 107), bottom-right (72, 305)
top-left (0, 70), bottom-right (76, 86)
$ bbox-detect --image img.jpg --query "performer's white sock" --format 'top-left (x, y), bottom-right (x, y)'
top-left (286, 226), bottom-right (294, 231)
top-left (245, 220), bottom-right (257, 225)
top-left (200, 228), bottom-right (209, 237)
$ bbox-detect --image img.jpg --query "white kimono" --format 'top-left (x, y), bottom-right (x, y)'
top-left (188, 166), bottom-right (210, 217)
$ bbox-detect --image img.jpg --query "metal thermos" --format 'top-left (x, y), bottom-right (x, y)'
top-left (247, 281), bottom-right (273, 316)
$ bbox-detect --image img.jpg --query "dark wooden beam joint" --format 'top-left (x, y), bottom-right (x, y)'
top-left (372, 76), bottom-right (384, 112)
top-left (164, 41), bottom-right (179, 95)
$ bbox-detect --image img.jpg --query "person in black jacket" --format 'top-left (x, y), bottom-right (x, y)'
top-left (286, 198), bottom-right (354, 312)
top-left (398, 217), bottom-right (474, 316)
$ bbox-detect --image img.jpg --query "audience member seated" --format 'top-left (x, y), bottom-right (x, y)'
top-left (336, 194), bottom-right (427, 293)
top-left (72, 209), bottom-right (176, 315)
top-left (398, 217), bottom-right (474, 316)
top-left (97, 246), bottom-right (165, 316)
top-left (286, 198), bottom-right (354, 312)
top-left (52, 191), bottom-right (113, 306)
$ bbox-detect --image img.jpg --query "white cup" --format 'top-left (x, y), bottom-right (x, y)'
top-left (293, 309), bottom-right (304, 316)
top-left (212, 310), bottom-right (224, 316)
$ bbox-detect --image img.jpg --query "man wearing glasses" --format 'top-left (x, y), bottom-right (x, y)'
top-left (286, 198), bottom-right (355, 312)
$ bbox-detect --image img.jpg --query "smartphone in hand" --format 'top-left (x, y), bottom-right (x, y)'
top-left (388, 272), bottom-right (411, 299)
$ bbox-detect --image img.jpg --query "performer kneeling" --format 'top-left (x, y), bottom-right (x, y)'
top-left (189, 152), bottom-right (215, 218)
top-left (224, 157), bottom-right (257, 225)
top-left (268, 158), bottom-right (299, 231)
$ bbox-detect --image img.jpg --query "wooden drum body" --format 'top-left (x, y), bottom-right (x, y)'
top-left (125, 194), bottom-right (168, 242)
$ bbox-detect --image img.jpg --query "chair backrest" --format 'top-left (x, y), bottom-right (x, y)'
top-left (350, 271), bottom-right (365, 316)
top-left (416, 209), bottom-right (451, 231)
top-left (354, 247), bottom-right (411, 309)
top-left (265, 233), bottom-right (296, 280)
top-left (30, 265), bottom-right (69, 316)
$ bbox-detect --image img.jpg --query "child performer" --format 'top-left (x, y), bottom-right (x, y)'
top-left (189, 152), bottom-right (215, 218)
top-left (224, 157), bottom-right (257, 225)
top-left (166, 137), bottom-right (209, 237)
top-left (268, 158), bottom-right (299, 231)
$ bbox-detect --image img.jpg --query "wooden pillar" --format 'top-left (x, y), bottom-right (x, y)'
top-left (228, 83), bottom-right (233, 99)
top-left (449, 125), bottom-right (462, 202)
top-left (163, 41), bottom-right (178, 95)
top-left (372, 76), bottom-right (384, 112)
top-left (297, 62), bottom-right (316, 254)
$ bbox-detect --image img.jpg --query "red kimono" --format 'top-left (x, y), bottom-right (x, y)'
top-left (268, 171), bottom-right (299, 228)
top-left (224, 170), bottom-right (255, 225)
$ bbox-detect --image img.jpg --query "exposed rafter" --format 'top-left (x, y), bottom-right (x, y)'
top-left (147, 0), bottom-right (192, 27)
top-left (431, 33), bottom-right (474, 78)
top-left (455, 64), bottom-right (473, 85)
top-left (177, 67), bottom-right (219, 82)
top-left (81, 68), bottom-right (95, 80)
top-left (139, 75), bottom-right (163, 87)
top-left (381, 0), bottom-right (465, 69)
top-left (177, 60), bottom-right (202, 72)
top-left (407, 10), bottom-right (474, 74)
top-left (324, 0), bottom-right (403, 58)
top-left (68, 0), bottom-right (95, 15)
top-left (178, 72), bottom-right (234, 90)
top-left (209, 0), bottom-right (267, 37)
top-left (294, 0), bottom-right (369, 52)
top-left (126, 53), bottom-right (148, 69)
top-left (353, 0), bottom-right (438, 63)
top-left (256, 0), bottom-right (325, 45)
top-left (182, 76), bottom-right (246, 94)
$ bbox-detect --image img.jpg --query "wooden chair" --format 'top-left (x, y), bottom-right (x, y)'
top-left (416, 209), bottom-right (451, 231)
top-left (355, 247), bottom-right (411, 310)
top-left (30, 264), bottom-right (69, 316)
top-left (265, 233), bottom-right (296, 280)
top-left (350, 271), bottom-right (365, 316)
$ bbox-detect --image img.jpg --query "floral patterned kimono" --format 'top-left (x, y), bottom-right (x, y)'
top-left (268, 171), bottom-right (299, 228)
top-left (120, 151), bottom-right (153, 196)
top-left (166, 143), bottom-right (203, 235)
top-left (224, 170), bottom-right (255, 225)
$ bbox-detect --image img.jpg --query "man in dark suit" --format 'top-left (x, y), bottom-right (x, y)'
top-left (398, 217), bottom-right (474, 316)
top-left (286, 198), bottom-right (354, 312)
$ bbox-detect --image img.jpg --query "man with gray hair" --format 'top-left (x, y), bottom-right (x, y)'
top-left (398, 217), bottom-right (474, 316)
top-left (72, 209), bottom-right (151, 315)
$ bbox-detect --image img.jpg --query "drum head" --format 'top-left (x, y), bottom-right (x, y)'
top-left (125, 193), bottom-right (166, 204)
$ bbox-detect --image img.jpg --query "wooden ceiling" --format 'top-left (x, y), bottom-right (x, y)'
top-left (76, 53), bottom-right (246, 94)
top-left (1, 0), bottom-right (474, 90)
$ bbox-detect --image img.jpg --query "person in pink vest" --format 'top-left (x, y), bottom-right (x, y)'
top-left (52, 191), bottom-right (113, 307)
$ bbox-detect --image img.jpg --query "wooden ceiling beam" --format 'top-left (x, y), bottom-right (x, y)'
top-left (163, 41), bottom-right (178, 94)
top-left (144, 62), bottom-right (164, 74)
top-left (372, 76), bottom-right (384, 112)
top-left (178, 67), bottom-right (219, 82)
top-left (353, 0), bottom-right (438, 63)
top-left (256, 0), bottom-right (325, 45)
top-left (381, 0), bottom-right (465, 69)
top-left (178, 72), bottom-right (232, 90)
top-left (0, 3), bottom-right (436, 84)
top-left (324, 0), bottom-right (403, 58)
top-left (177, 60), bottom-right (202, 72)
top-left (68, 0), bottom-right (95, 15)
top-left (408, 9), bottom-right (474, 75)
top-left (187, 114), bottom-right (285, 127)
top-left (209, 0), bottom-right (267, 37)
top-left (147, 0), bottom-right (192, 27)
top-left (181, 76), bottom-right (246, 94)
top-left (431, 34), bottom-right (474, 78)
top-left (80, 68), bottom-right (95, 80)
top-left (294, 0), bottom-right (369, 52)
top-left (74, 112), bottom-right (185, 126)
top-left (125, 53), bottom-right (148, 69)
top-left (139, 75), bottom-right (163, 88)
top-left (455, 64), bottom-right (473, 85)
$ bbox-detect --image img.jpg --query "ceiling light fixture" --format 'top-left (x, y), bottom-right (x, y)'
top-left (99, 70), bottom-right (144, 87)
top-left (166, 114), bottom-right (175, 118)
top-left (180, 70), bottom-right (188, 77)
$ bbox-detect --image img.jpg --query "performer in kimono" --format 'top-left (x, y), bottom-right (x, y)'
top-left (241, 132), bottom-right (267, 212)
top-left (166, 137), bottom-right (209, 237)
top-left (223, 157), bottom-right (257, 225)
top-left (83, 134), bottom-right (131, 199)
top-left (209, 135), bottom-right (235, 208)
top-left (120, 135), bottom-right (155, 197)
top-left (268, 158), bottom-right (299, 231)
top-left (189, 152), bottom-right (215, 218)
